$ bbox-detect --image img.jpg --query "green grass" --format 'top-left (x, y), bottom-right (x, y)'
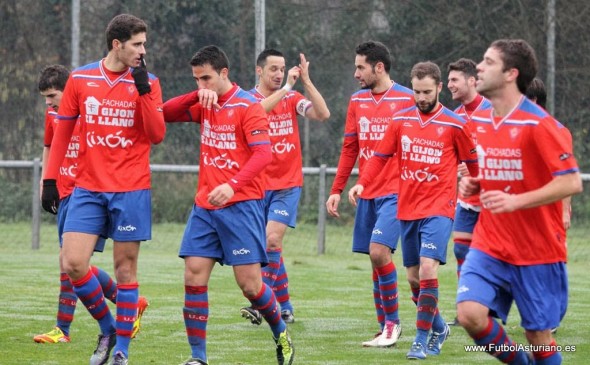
top-left (0, 222), bottom-right (588, 364)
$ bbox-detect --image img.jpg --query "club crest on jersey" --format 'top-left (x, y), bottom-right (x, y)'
top-left (128, 85), bottom-right (136, 95)
top-left (228, 109), bottom-right (234, 117)
top-left (389, 102), bottom-right (397, 111)
top-left (510, 127), bottom-right (520, 139)
top-left (437, 126), bottom-right (444, 136)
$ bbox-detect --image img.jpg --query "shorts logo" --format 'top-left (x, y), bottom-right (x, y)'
top-left (372, 228), bottom-right (383, 235)
top-left (118, 225), bottom-right (137, 232)
top-left (457, 285), bottom-right (469, 294)
top-left (421, 242), bottom-right (437, 250)
top-left (232, 248), bottom-right (251, 255)
top-left (273, 209), bottom-right (289, 217)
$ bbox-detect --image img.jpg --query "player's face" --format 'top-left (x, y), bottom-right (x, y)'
top-left (476, 47), bottom-right (507, 98)
top-left (40, 88), bottom-right (63, 112)
top-left (258, 56), bottom-right (285, 91)
top-left (118, 32), bottom-right (147, 68)
top-left (412, 76), bottom-right (441, 113)
top-left (193, 63), bottom-right (227, 96)
top-left (354, 55), bottom-right (379, 90)
top-left (447, 70), bottom-right (472, 102)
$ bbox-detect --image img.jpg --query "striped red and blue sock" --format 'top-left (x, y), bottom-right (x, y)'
top-left (91, 265), bottom-right (117, 303)
top-left (473, 316), bottom-right (530, 364)
top-left (274, 256), bottom-right (293, 312)
top-left (71, 269), bottom-right (115, 335)
top-left (415, 279), bottom-right (439, 346)
top-left (373, 269), bottom-right (385, 329)
top-left (533, 339), bottom-right (562, 365)
top-left (184, 285), bottom-right (208, 361)
top-left (453, 238), bottom-right (471, 277)
top-left (377, 262), bottom-right (399, 324)
top-left (246, 284), bottom-right (285, 337)
top-left (262, 250), bottom-right (281, 287)
top-left (56, 272), bottom-right (77, 336)
top-left (113, 283), bottom-right (138, 357)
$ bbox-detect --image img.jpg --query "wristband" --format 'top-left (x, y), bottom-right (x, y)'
top-left (282, 83), bottom-right (293, 92)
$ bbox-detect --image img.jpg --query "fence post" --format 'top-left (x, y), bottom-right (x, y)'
top-left (317, 164), bottom-right (326, 255)
top-left (31, 157), bottom-right (41, 250)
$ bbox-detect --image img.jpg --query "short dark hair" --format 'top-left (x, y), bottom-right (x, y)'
top-left (490, 39), bottom-right (538, 94)
top-left (256, 49), bottom-right (284, 68)
top-left (410, 61), bottom-right (441, 85)
top-left (190, 45), bottom-right (230, 73)
top-left (525, 77), bottom-right (547, 109)
top-left (38, 64), bottom-right (69, 92)
top-left (448, 58), bottom-right (477, 79)
top-left (355, 41), bottom-right (392, 73)
top-left (105, 14), bottom-right (147, 51)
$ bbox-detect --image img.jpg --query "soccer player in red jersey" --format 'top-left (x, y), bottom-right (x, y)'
top-left (457, 39), bottom-right (582, 365)
top-left (446, 58), bottom-right (492, 326)
top-left (163, 45), bottom-right (294, 365)
top-left (349, 61), bottom-right (478, 359)
top-left (35, 65), bottom-right (120, 344)
top-left (326, 41), bottom-right (414, 348)
top-left (239, 49), bottom-right (330, 326)
top-left (41, 14), bottom-right (165, 365)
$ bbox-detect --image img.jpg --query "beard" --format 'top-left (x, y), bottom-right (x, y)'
top-left (417, 97), bottom-right (438, 113)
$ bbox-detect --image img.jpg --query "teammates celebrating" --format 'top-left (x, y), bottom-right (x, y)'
top-left (39, 12), bottom-right (580, 365)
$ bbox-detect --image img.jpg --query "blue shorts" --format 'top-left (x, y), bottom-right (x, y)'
top-left (352, 195), bottom-right (400, 254)
top-left (457, 248), bottom-right (568, 330)
top-left (179, 200), bottom-right (268, 266)
top-left (64, 187), bottom-right (152, 242)
top-left (58, 195), bottom-right (106, 252)
top-left (265, 187), bottom-right (301, 228)
top-left (453, 205), bottom-right (480, 233)
top-left (400, 216), bottom-right (453, 267)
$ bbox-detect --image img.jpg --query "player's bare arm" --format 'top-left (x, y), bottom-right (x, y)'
top-left (459, 176), bottom-right (481, 197)
top-left (259, 66), bottom-right (300, 113)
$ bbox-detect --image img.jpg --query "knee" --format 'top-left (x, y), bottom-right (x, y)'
top-left (457, 304), bottom-right (487, 334)
top-left (266, 231), bottom-right (282, 250)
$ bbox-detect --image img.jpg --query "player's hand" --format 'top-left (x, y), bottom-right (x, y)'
top-left (326, 194), bottom-right (341, 218)
top-left (41, 179), bottom-right (59, 214)
top-left (563, 211), bottom-right (571, 230)
top-left (480, 190), bottom-right (517, 213)
top-left (132, 55), bottom-right (151, 95)
top-left (457, 162), bottom-right (469, 177)
top-left (285, 66), bottom-right (300, 89)
top-left (198, 89), bottom-right (220, 110)
top-left (348, 184), bottom-right (364, 207)
top-left (298, 53), bottom-right (311, 84)
top-left (207, 183), bottom-right (234, 207)
top-left (459, 176), bottom-right (481, 197)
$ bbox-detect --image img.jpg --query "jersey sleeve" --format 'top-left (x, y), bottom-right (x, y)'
top-left (139, 76), bottom-right (166, 144)
top-left (330, 100), bottom-right (359, 195)
top-left (533, 117), bottom-right (579, 176)
top-left (455, 122), bottom-right (479, 176)
top-left (43, 109), bottom-right (55, 147)
top-left (163, 90), bottom-right (201, 123)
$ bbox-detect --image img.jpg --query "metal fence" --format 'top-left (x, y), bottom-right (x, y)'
top-left (0, 160), bottom-right (358, 253)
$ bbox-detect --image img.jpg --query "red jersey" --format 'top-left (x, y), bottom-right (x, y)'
top-left (359, 104), bottom-right (478, 220)
top-left (470, 96), bottom-right (578, 265)
top-left (44, 108), bottom-right (80, 199)
top-left (163, 85), bottom-right (271, 210)
top-left (249, 87), bottom-right (311, 190)
top-left (47, 60), bottom-right (165, 192)
top-left (454, 95), bottom-right (492, 210)
top-left (330, 83), bottom-right (414, 198)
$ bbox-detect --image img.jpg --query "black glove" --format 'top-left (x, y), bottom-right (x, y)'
top-left (132, 55), bottom-right (151, 95)
top-left (41, 179), bottom-right (59, 215)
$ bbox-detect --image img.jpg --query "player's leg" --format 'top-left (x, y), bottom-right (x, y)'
top-left (370, 194), bottom-right (402, 347)
top-left (274, 256), bottom-right (294, 322)
top-left (457, 249), bottom-right (531, 364)
top-left (178, 204), bottom-right (220, 365)
top-left (221, 200), bottom-right (294, 365)
top-left (106, 189), bottom-right (151, 362)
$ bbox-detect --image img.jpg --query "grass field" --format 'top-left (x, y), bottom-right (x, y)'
top-left (0, 221), bottom-right (588, 364)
